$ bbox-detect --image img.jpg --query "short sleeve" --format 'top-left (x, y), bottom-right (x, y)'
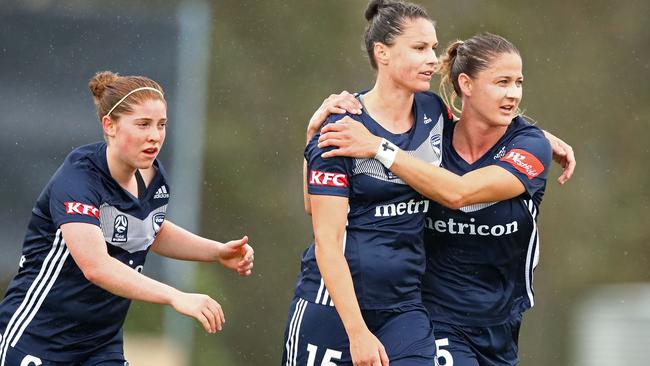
top-left (304, 118), bottom-right (352, 198)
top-left (49, 167), bottom-right (103, 228)
top-left (494, 130), bottom-right (552, 199)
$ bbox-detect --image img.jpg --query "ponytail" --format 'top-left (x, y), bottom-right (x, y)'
top-left (436, 40), bottom-right (464, 116)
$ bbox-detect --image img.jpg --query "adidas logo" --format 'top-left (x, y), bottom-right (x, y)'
top-left (423, 113), bottom-right (432, 124)
top-left (153, 185), bottom-right (170, 199)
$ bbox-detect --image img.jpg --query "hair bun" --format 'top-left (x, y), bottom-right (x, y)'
top-left (88, 71), bottom-right (119, 100)
top-left (364, 0), bottom-right (385, 21)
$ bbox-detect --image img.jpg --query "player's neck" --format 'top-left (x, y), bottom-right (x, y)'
top-left (105, 144), bottom-right (139, 192)
top-left (364, 79), bottom-right (414, 134)
top-left (454, 108), bottom-right (508, 163)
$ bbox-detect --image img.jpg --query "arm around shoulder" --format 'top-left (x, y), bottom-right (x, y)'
top-left (389, 150), bottom-right (526, 209)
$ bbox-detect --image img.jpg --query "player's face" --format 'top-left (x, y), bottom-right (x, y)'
top-left (113, 98), bottom-right (167, 169)
top-left (384, 17), bottom-right (438, 92)
top-left (467, 52), bottom-right (523, 127)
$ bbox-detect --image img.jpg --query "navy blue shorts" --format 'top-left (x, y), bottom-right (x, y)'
top-left (433, 314), bottom-right (522, 366)
top-left (282, 297), bottom-right (436, 366)
top-left (3, 346), bottom-right (128, 366)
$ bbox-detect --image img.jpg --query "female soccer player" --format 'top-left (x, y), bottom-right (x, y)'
top-left (0, 71), bottom-right (254, 366)
top-left (283, 1), bottom-right (449, 365)
top-left (311, 33), bottom-right (563, 366)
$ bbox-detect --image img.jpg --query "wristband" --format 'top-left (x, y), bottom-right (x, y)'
top-left (374, 138), bottom-right (399, 168)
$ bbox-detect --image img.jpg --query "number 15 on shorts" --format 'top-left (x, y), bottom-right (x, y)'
top-left (307, 343), bottom-right (343, 366)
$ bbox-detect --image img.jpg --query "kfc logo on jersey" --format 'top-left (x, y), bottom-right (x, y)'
top-left (309, 170), bottom-right (348, 188)
top-left (64, 202), bottom-right (100, 219)
top-left (500, 149), bottom-right (544, 179)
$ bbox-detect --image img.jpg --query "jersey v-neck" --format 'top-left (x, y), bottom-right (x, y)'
top-left (448, 122), bottom-right (513, 169)
top-left (134, 170), bottom-right (147, 200)
top-left (357, 93), bottom-right (416, 138)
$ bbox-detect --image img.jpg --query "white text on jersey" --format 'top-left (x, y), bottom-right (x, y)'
top-left (309, 170), bottom-right (348, 187)
top-left (153, 185), bottom-right (170, 199)
top-left (64, 202), bottom-right (100, 219)
top-left (425, 217), bottom-right (519, 237)
top-left (375, 199), bottom-right (430, 217)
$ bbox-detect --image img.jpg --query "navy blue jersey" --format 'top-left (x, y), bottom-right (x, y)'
top-left (422, 116), bottom-right (552, 326)
top-left (0, 142), bottom-right (169, 363)
top-left (294, 92), bottom-right (450, 309)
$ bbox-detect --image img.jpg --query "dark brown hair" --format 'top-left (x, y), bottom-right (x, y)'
top-left (363, 0), bottom-right (432, 69)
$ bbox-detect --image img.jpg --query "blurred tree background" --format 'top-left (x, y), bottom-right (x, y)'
top-left (1, 0), bottom-right (649, 365)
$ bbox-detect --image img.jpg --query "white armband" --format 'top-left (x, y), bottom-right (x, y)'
top-left (374, 138), bottom-right (399, 168)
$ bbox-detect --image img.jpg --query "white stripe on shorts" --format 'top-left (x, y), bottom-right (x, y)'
top-left (285, 299), bottom-right (308, 366)
top-left (1, 230), bottom-right (68, 366)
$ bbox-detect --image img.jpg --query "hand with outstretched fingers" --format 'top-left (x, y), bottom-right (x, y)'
top-left (318, 117), bottom-right (381, 159)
